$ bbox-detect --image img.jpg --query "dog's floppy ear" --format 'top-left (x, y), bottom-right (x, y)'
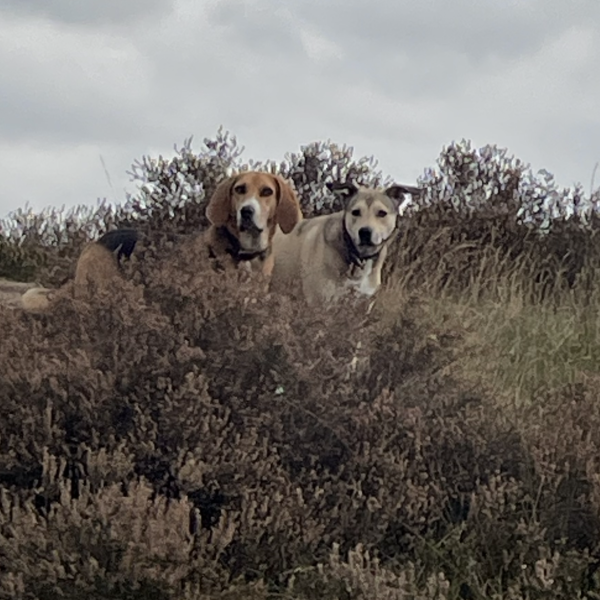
top-left (326, 181), bottom-right (359, 200)
top-left (206, 176), bottom-right (236, 226)
top-left (273, 174), bottom-right (302, 234)
top-left (384, 184), bottom-right (422, 203)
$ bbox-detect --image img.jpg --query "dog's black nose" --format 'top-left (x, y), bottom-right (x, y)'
top-left (358, 227), bottom-right (372, 245)
top-left (240, 205), bottom-right (255, 221)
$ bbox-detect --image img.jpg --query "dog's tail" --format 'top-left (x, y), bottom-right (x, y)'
top-left (96, 228), bottom-right (139, 262)
top-left (20, 287), bottom-right (55, 312)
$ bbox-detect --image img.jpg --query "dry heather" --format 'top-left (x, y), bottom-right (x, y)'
top-left (2, 130), bottom-right (600, 599)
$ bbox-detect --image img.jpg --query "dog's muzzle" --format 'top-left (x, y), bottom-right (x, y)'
top-left (239, 205), bottom-right (263, 234)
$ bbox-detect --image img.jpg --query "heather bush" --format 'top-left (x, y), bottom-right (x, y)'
top-left (4, 131), bottom-right (600, 296)
top-left (1, 130), bottom-right (600, 598)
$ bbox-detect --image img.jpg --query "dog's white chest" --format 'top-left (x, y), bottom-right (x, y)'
top-left (346, 260), bottom-right (378, 297)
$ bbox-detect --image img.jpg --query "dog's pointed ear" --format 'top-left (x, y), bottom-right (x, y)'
top-left (273, 175), bottom-right (302, 234)
top-left (206, 176), bottom-right (236, 226)
top-left (384, 184), bottom-right (422, 203)
top-left (326, 181), bottom-right (359, 200)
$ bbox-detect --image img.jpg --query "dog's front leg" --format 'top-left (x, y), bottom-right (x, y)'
top-left (367, 246), bottom-right (388, 295)
top-left (261, 253), bottom-right (275, 278)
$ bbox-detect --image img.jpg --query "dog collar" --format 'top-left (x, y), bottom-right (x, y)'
top-left (220, 226), bottom-right (269, 262)
top-left (234, 248), bottom-right (269, 262)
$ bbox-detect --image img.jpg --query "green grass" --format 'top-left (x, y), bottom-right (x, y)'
top-left (379, 273), bottom-right (600, 410)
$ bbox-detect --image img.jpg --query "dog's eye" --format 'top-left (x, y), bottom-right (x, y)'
top-left (351, 209), bottom-right (361, 217)
top-left (233, 184), bottom-right (246, 194)
top-left (377, 210), bottom-right (388, 218)
top-left (260, 187), bottom-right (274, 197)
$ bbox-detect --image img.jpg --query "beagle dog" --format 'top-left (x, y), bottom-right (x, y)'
top-left (269, 181), bottom-right (421, 306)
top-left (18, 172), bottom-right (301, 312)
top-left (20, 229), bottom-right (139, 312)
top-left (204, 171), bottom-right (303, 276)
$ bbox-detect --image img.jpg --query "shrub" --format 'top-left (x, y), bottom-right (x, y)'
top-left (1, 130), bottom-right (600, 598)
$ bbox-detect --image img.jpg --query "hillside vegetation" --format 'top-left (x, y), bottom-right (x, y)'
top-left (1, 130), bottom-right (600, 599)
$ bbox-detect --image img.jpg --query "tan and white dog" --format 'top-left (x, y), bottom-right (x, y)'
top-left (204, 171), bottom-right (303, 276)
top-left (20, 229), bottom-right (139, 311)
top-left (269, 181), bottom-right (421, 306)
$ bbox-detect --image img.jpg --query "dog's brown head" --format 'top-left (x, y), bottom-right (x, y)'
top-left (327, 181), bottom-right (421, 260)
top-left (207, 171), bottom-right (302, 254)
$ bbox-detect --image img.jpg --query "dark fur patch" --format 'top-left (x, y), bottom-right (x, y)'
top-left (97, 229), bottom-right (139, 262)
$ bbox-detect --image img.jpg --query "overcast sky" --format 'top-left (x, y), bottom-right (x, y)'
top-left (1, 0), bottom-right (599, 219)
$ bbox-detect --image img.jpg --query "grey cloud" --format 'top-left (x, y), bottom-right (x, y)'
top-left (208, 1), bottom-right (305, 59)
top-left (0, 85), bottom-right (156, 147)
top-left (534, 120), bottom-right (600, 188)
top-left (0, 45), bottom-right (157, 146)
top-left (0, 0), bottom-right (599, 217)
top-left (0, 0), bottom-right (173, 27)
top-left (291, 0), bottom-right (600, 62)
top-left (205, 0), bottom-right (600, 100)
